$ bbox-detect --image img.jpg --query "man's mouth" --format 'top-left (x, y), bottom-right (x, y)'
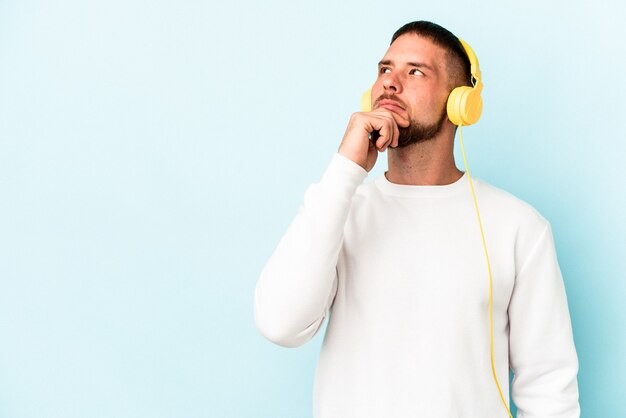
top-left (376, 99), bottom-right (406, 114)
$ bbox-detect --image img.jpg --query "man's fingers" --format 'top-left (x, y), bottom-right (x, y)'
top-left (371, 117), bottom-right (395, 152)
top-left (391, 120), bottom-right (400, 148)
top-left (386, 110), bottom-right (410, 129)
top-left (367, 113), bottom-right (398, 149)
top-left (368, 109), bottom-right (407, 148)
top-left (339, 110), bottom-right (404, 171)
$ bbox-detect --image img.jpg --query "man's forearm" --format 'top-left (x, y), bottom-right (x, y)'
top-left (254, 154), bottom-right (367, 347)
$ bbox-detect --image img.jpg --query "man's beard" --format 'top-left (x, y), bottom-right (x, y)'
top-left (396, 106), bottom-right (449, 148)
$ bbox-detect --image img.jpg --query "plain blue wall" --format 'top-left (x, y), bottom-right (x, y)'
top-left (0, 0), bottom-right (624, 417)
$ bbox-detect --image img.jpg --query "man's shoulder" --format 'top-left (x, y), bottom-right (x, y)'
top-left (474, 177), bottom-right (549, 230)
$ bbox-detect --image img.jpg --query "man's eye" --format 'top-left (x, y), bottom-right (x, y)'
top-left (379, 67), bottom-right (391, 74)
top-left (409, 69), bottom-right (424, 76)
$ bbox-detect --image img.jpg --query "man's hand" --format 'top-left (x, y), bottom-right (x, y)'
top-left (338, 109), bottom-right (410, 172)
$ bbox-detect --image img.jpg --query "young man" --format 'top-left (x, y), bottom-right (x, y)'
top-left (254, 21), bottom-right (580, 418)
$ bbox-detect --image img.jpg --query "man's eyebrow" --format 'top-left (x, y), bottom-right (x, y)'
top-left (378, 59), bottom-right (435, 72)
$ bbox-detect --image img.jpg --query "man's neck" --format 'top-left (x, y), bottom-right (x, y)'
top-left (385, 134), bottom-right (463, 186)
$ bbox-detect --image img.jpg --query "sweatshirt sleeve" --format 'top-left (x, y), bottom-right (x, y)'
top-left (508, 222), bottom-right (580, 418)
top-left (254, 153), bottom-right (367, 348)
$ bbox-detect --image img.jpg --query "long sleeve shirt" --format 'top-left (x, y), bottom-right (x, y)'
top-left (254, 153), bottom-right (580, 418)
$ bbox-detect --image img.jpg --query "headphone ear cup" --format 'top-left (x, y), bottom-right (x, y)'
top-left (447, 87), bottom-right (464, 126)
top-left (464, 89), bottom-right (483, 125)
top-left (361, 89), bottom-right (372, 112)
top-left (447, 86), bottom-right (483, 126)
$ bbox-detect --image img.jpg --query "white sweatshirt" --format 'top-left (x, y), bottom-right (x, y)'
top-left (254, 153), bottom-right (580, 418)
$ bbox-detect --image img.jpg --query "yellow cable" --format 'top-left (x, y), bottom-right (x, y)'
top-left (458, 125), bottom-right (513, 418)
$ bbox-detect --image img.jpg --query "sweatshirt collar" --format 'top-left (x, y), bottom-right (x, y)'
top-left (375, 171), bottom-right (469, 198)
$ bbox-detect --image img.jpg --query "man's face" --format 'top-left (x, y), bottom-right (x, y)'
top-left (371, 33), bottom-right (452, 147)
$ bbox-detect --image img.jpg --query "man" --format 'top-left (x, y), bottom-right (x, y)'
top-left (254, 21), bottom-right (580, 418)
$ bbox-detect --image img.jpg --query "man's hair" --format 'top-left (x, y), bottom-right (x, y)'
top-left (391, 21), bottom-right (471, 90)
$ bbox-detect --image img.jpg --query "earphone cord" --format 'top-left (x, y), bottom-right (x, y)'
top-left (458, 125), bottom-right (514, 418)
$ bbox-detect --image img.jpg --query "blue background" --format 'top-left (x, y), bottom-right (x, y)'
top-left (0, 0), bottom-right (624, 417)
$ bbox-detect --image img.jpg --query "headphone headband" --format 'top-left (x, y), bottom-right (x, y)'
top-left (458, 38), bottom-right (482, 94)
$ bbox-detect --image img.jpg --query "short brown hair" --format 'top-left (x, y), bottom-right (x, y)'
top-left (391, 21), bottom-right (471, 90)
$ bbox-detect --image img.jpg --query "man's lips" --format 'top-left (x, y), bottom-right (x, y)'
top-left (376, 99), bottom-right (406, 114)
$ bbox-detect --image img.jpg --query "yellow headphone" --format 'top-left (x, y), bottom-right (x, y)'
top-left (360, 38), bottom-right (483, 127)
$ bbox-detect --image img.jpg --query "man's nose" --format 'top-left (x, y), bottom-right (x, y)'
top-left (382, 74), bottom-right (401, 93)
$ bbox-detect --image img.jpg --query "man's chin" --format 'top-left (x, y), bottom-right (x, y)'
top-left (395, 109), bottom-right (449, 148)
top-left (396, 126), bottom-right (441, 148)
